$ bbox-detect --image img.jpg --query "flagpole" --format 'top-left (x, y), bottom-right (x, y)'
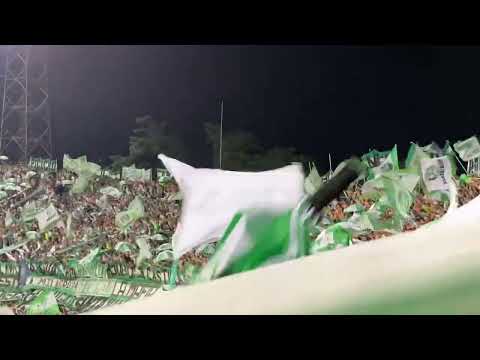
top-left (328, 153), bottom-right (332, 178)
top-left (219, 98), bottom-right (224, 169)
top-left (448, 144), bottom-right (468, 174)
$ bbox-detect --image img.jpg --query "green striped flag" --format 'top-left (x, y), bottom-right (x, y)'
top-left (195, 196), bottom-right (314, 282)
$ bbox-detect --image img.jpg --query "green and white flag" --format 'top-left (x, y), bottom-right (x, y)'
top-left (362, 170), bottom-right (418, 199)
top-left (421, 156), bottom-right (452, 193)
top-left (453, 136), bottom-right (480, 161)
top-left (65, 213), bottom-right (73, 241)
top-left (69, 248), bottom-right (107, 279)
top-left (26, 231), bottom-right (39, 241)
top-left (382, 175), bottom-right (417, 220)
top-left (361, 149), bottom-right (390, 168)
top-left (63, 154), bottom-right (85, 172)
top-left (0, 181), bottom-right (21, 192)
top-left (99, 186), bottom-right (122, 199)
top-left (115, 241), bottom-right (135, 254)
top-left (71, 175), bottom-right (91, 194)
top-left (311, 223), bottom-right (352, 253)
top-left (26, 291), bottom-right (61, 315)
top-left (361, 171), bottom-right (419, 231)
top-left (115, 196), bottom-right (145, 230)
top-left (405, 143), bottom-right (430, 173)
top-left (304, 162), bottom-right (323, 195)
top-left (195, 196), bottom-right (313, 282)
top-left (344, 204), bottom-right (365, 214)
top-left (5, 210), bottom-right (13, 227)
top-left (443, 141), bottom-right (458, 176)
top-left (35, 204), bottom-right (61, 233)
top-left (312, 211), bottom-right (374, 253)
top-left (145, 168), bottom-right (152, 181)
top-left (21, 201), bottom-right (43, 223)
top-left (96, 194), bottom-right (110, 210)
top-left (122, 165), bottom-right (152, 182)
top-left (422, 142), bottom-right (444, 158)
top-left (154, 249), bottom-right (174, 263)
top-left (28, 157), bottom-right (57, 171)
top-left (370, 145), bottom-right (399, 179)
top-left (157, 169), bottom-right (172, 183)
top-left (75, 279), bottom-right (117, 298)
top-left (64, 154), bottom-right (102, 193)
top-left (122, 166), bottom-right (136, 180)
top-left (79, 248), bottom-right (101, 266)
top-left (135, 235), bottom-right (153, 267)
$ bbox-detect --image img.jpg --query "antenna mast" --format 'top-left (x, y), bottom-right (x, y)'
top-left (0, 45), bottom-right (53, 162)
top-left (219, 98), bottom-right (223, 169)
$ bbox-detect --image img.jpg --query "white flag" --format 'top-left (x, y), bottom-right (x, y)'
top-left (421, 156), bottom-right (452, 193)
top-left (35, 204), bottom-right (61, 233)
top-left (454, 136), bottom-right (480, 161)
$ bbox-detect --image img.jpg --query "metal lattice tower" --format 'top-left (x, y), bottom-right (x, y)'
top-left (0, 45), bottom-right (53, 162)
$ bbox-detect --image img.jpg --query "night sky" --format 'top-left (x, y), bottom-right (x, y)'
top-left (15, 46), bottom-right (480, 171)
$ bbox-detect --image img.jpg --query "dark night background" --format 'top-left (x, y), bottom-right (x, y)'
top-left (5, 45), bottom-right (480, 172)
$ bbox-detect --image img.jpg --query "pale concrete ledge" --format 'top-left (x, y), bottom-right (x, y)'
top-left (87, 196), bottom-right (480, 315)
top-left (0, 307), bottom-right (13, 315)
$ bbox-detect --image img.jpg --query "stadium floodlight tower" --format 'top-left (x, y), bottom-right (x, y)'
top-left (0, 45), bottom-right (53, 162)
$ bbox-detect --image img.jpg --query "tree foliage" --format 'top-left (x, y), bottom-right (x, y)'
top-left (204, 122), bottom-right (308, 171)
top-left (110, 115), bottom-right (186, 171)
top-left (110, 117), bottom-right (308, 173)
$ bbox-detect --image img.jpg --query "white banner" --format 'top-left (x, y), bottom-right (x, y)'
top-left (421, 156), bottom-right (451, 193)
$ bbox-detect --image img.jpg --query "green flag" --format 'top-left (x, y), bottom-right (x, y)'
top-left (26, 291), bottom-right (61, 316)
top-left (195, 196), bottom-right (313, 282)
top-left (362, 146), bottom-right (399, 180)
top-left (370, 145), bottom-right (399, 179)
top-left (311, 223), bottom-right (352, 252)
top-left (115, 196), bottom-right (145, 230)
top-left (405, 143), bottom-right (429, 172)
top-left (63, 154), bottom-right (101, 193)
top-left (362, 171), bottom-right (419, 231)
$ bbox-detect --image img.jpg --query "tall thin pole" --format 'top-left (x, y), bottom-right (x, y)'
top-left (448, 143), bottom-right (468, 174)
top-left (328, 153), bottom-right (332, 177)
top-left (0, 50), bottom-right (8, 154)
top-left (219, 98), bottom-right (224, 169)
top-left (24, 49), bottom-right (29, 163)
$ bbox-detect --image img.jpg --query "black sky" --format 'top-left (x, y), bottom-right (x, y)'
top-left (40, 45), bottom-right (480, 171)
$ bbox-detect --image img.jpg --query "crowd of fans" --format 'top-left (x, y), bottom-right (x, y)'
top-left (0, 163), bottom-right (188, 270)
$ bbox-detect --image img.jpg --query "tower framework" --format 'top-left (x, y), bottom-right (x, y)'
top-left (0, 45), bottom-right (53, 162)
